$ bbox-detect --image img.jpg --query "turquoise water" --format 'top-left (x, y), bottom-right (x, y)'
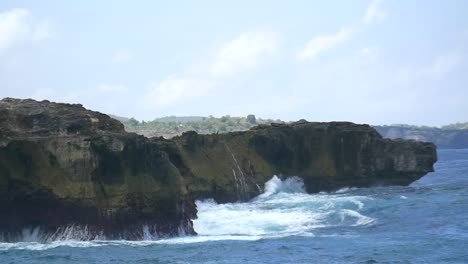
top-left (1, 149), bottom-right (467, 264)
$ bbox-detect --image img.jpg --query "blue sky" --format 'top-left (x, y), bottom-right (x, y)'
top-left (0, 0), bottom-right (467, 126)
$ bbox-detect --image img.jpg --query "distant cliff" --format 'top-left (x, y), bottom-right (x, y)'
top-left (374, 126), bottom-right (468, 149)
top-left (0, 98), bottom-right (437, 241)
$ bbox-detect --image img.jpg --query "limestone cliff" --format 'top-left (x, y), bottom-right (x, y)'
top-left (171, 121), bottom-right (437, 202)
top-left (0, 98), bottom-right (437, 241)
top-left (0, 98), bottom-right (195, 241)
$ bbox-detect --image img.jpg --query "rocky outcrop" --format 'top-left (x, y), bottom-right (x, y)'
top-left (0, 98), bottom-right (196, 241)
top-left (375, 126), bottom-right (468, 149)
top-left (171, 121), bottom-right (437, 202)
top-left (0, 98), bottom-right (437, 241)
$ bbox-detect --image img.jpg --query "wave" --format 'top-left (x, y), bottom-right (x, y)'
top-left (257, 175), bottom-right (306, 198)
top-left (193, 175), bottom-right (375, 238)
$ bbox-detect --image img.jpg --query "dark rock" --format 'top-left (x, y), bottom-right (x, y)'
top-left (172, 121), bottom-right (437, 201)
top-left (0, 98), bottom-right (437, 241)
top-left (0, 98), bottom-right (195, 241)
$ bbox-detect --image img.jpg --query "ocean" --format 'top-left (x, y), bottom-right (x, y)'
top-left (1, 149), bottom-right (467, 264)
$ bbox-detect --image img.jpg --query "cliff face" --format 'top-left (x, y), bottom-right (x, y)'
top-left (0, 98), bottom-right (437, 241)
top-left (171, 121), bottom-right (437, 202)
top-left (375, 126), bottom-right (468, 149)
top-left (0, 98), bottom-right (195, 241)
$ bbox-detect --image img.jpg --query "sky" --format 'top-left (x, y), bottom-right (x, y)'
top-left (0, 0), bottom-right (467, 126)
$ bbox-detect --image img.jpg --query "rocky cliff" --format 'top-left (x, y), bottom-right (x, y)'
top-left (0, 98), bottom-right (196, 241)
top-left (0, 98), bottom-right (437, 241)
top-left (171, 121), bottom-right (437, 202)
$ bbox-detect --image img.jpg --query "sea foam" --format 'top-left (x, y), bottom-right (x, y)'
top-left (193, 175), bottom-right (375, 239)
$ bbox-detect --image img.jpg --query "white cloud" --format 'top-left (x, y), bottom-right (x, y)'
top-left (0, 8), bottom-right (52, 54)
top-left (423, 52), bottom-right (463, 79)
top-left (297, 27), bottom-right (354, 61)
top-left (147, 76), bottom-right (214, 108)
top-left (359, 47), bottom-right (377, 55)
top-left (364, 0), bottom-right (387, 24)
top-left (210, 30), bottom-right (278, 76)
top-left (358, 47), bottom-right (380, 60)
top-left (32, 21), bottom-right (52, 41)
top-left (111, 50), bottom-right (133, 63)
top-left (395, 51), bottom-right (464, 84)
top-left (297, 0), bottom-right (387, 61)
top-left (146, 30), bottom-right (278, 109)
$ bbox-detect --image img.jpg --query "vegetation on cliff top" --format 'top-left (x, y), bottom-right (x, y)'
top-left (114, 115), bottom-right (283, 138)
top-left (111, 114), bottom-right (468, 139)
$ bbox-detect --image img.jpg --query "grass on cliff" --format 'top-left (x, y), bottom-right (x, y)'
top-left (111, 114), bottom-right (468, 139)
top-left (119, 115), bottom-right (283, 138)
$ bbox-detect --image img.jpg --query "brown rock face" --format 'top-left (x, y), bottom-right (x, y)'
top-left (0, 98), bottom-right (437, 241)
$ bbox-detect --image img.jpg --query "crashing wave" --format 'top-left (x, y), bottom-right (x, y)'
top-left (257, 175), bottom-right (306, 199)
top-left (193, 176), bottom-right (375, 239)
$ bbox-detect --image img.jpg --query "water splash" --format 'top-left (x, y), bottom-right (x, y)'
top-left (0, 221), bottom-right (193, 243)
top-left (193, 176), bottom-right (375, 238)
top-left (224, 143), bottom-right (249, 200)
top-left (257, 175), bottom-right (305, 198)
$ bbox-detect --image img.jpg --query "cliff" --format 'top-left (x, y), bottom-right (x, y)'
top-left (375, 126), bottom-right (468, 149)
top-left (171, 121), bottom-right (437, 202)
top-left (0, 98), bottom-right (196, 241)
top-left (0, 98), bottom-right (437, 241)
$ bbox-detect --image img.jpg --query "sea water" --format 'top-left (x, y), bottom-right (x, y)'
top-left (1, 149), bottom-right (467, 263)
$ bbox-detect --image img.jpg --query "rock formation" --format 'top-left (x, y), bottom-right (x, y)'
top-left (0, 98), bottom-right (437, 241)
top-left (171, 121), bottom-right (437, 202)
top-left (0, 98), bottom-right (195, 241)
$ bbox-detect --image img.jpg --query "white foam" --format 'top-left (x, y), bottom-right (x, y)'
top-left (0, 241), bottom-right (105, 251)
top-left (20, 227), bottom-right (41, 242)
top-left (193, 199), bottom-right (323, 237)
top-left (258, 175), bottom-right (305, 199)
top-left (0, 235), bottom-right (265, 251)
top-left (334, 187), bottom-right (358, 194)
top-left (340, 209), bottom-right (375, 226)
top-left (193, 176), bottom-right (375, 240)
